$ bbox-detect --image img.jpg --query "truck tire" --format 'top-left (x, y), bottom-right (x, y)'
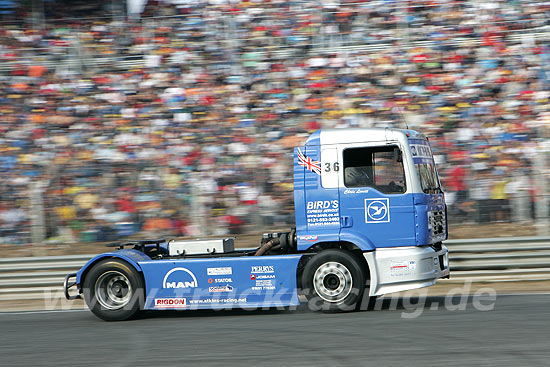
top-left (302, 249), bottom-right (365, 312)
top-left (83, 259), bottom-right (144, 321)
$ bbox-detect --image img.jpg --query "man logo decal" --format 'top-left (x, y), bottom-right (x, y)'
top-left (365, 198), bottom-right (390, 223)
top-left (163, 267), bottom-right (198, 289)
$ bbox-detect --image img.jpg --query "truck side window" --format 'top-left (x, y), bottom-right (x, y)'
top-left (343, 146), bottom-right (406, 194)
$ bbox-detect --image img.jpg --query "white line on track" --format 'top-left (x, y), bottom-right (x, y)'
top-left (494, 292), bottom-right (550, 297)
top-left (0, 308), bottom-right (88, 316)
top-left (1, 293), bottom-right (549, 316)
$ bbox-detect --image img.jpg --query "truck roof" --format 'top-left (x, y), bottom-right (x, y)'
top-left (305, 128), bottom-right (426, 146)
top-left (305, 128), bottom-right (426, 145)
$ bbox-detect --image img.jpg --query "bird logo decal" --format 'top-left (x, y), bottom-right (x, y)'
top-left (365, 199), bottom-right (390, 223)
top-left (369, 205), bottom-right (385, 217)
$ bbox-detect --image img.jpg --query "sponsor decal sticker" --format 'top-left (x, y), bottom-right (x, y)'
top-left (162, 267), bottom-right (198, 289)
top-left (390, 261), bottom-right (409, 270)
top-left (209, 285), bottom-right (234, 293)
top-left (255, 279), bottom-right (273, 287)
top-left (390, 260), bottom-right (416, 276)
top-left (343, 189), bottom-right (369, 195)
top-left (365, 198), bottom-right (390, 223)
top-left (252, 278), bottom-right (276, 291)
top-left (251, 272), bottom-right (276, 289)
top-left (306, 200), bottom-right (340, 227)
top-left (255, 274), bottom-right (275, 280)
top-left (297, 148), bottom-right (321, 175)
top-left (155, 298), bottom-right (187, 308)
top-left (410, 144), bottom-right (432, 159)
top-left (207, 267), bottom-right (232, 276)
top-left (208, 278), bottom-right (214, 284)
top-left (298, 235), bottom-right (318, 242)
top-left (214, 278), bottom-right (232, 283)
top-left (251, 265), bottom-right (274, 274)
top-left (188, 297), bottom-right (247, 305)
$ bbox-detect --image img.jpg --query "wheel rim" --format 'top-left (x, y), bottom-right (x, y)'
top-left (313, 262), bottom-right (353, 303)
top-left (94, 271), bottom-right (132, 310)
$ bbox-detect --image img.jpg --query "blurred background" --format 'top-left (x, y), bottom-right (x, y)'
top-left (0, 0), bottom-right (548, 248)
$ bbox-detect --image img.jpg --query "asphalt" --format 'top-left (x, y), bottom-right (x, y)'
top-left (1, 294), bottom-right (549, 367)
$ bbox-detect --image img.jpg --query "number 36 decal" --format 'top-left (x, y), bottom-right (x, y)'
top-left (324, 162), bottom-right (340, 172)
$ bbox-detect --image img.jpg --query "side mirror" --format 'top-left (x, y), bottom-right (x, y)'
top-left (393, 147), bottom-right (402, 162)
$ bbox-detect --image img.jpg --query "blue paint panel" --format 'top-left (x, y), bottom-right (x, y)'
top-left (138, 255), bottom-right (303, 310)
top-left (304, 146), bottom-right (320, 190)
top-left (339, 188), bottom-right (416, 248)
top-left (339, 231), bottom-right (375, 251)
top-left (414, 200), bottom-right (429, 245)
top-left (305, 130), bottom-right (321, 146)
top-left (297, 144), bottom-right (341, 251)
top-left (297, 232), bottom-right (340, 250)
top-left (413, 193), bottom-right (446, 245)
top-left (293, 148), bottom-right (306, 233)
top-left (404, 130), bottom-right (425, 140)
top-left (408, 138), bottom-right (428, 145)
top-left (413, 157), bottom-right (435, 164)
top-left (293, 130), bottom-right (444, 251)
top-left (76, 249), bottom-right (150, 284)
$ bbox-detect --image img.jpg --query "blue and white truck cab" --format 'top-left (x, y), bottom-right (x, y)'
top-left (65, 128), bottom-right (449, 321)
top-left (294, 128), bottom-right (448, 296)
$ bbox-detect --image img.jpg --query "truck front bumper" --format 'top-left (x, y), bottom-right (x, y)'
top-left (363, 244), bottom-right (450, 297)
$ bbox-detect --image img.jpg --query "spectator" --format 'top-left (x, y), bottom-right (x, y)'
top-left (0, 0), bottom-right (548, 245)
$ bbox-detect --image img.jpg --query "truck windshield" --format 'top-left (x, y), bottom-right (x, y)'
top-left (416, 162), bottom-right (442, 193)
top-left (409, 139), bottom-right (442, 194)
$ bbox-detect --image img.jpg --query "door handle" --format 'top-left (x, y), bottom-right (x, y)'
top-left (341, 216), bottom-right (353, 228)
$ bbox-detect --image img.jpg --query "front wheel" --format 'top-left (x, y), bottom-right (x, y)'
top-left (83, 259), bottom-right (144, 321)
top-left (302, 249), bottom-right (366, 312)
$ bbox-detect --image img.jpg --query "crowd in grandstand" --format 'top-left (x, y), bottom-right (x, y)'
top-left (0, 0), bottom-right (549, 244)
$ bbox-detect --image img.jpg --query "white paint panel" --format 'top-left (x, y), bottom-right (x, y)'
top-left (320, 128), bottom-right (391, 145)
top-left (320, 147), bottom-right (339, 188)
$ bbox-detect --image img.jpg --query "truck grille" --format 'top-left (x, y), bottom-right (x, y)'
top-left (428, 210), bottom-right (446, 242)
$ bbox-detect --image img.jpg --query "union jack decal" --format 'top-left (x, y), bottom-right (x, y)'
top-left (297, 148), bottom-right (321, 175)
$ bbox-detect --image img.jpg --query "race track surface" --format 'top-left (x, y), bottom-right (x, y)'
top-left (1, 294), bottom-right (549, 367)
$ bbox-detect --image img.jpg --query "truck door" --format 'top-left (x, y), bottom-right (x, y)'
top-left (299, 145), bottom-right (341, 248)
top-left (338, 144), bottom-right (415, 248)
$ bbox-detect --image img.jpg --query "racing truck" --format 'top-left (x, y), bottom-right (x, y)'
top-left (64, 128), bottom-right (449, 321)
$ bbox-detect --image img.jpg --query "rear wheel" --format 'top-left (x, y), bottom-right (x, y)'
top-left (302, 249), bottom-right (365, 312)
top-left (83, 259), bottom-right (144, 321)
